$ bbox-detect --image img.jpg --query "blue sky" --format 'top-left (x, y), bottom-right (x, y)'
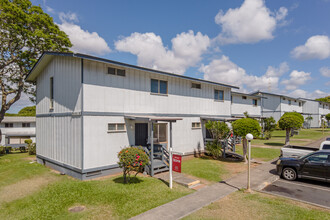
top-left (10, 0), bottom-right (330, 112)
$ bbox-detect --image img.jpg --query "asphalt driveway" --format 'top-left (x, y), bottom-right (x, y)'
top-left (263, 178), bottom-right (330, 209)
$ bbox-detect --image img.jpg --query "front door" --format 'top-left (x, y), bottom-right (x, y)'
top-left (135, 123), bottom-right (148, 146)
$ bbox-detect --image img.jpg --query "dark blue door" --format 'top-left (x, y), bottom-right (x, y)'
top-left (135, 123), bottom-right (148, 146)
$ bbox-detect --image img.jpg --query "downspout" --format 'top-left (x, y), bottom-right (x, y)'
top-left (81, 58), bottom-right (84, 172)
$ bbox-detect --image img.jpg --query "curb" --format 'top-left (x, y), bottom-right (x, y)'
top-left (259, 190), bottom-right (330, 211)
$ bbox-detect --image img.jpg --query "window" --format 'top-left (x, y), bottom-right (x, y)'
top-left (153, 123), bottom-right (167, 143)
top-left (50, 77), bottom-right (54, 109)
top-left (288, 100), bottom-right (291, 105)
top-left (322, 144), bottom-right (330, 150)
top-left (283, 98), bottom-right (286, 100)
top-left (306, 153), bottom-right (329, 163)
top-left (252, 99), bottom-right (258, 106)
top-left (151, 79), bottom-right (168, 95)
top-left (192, 122), bottom-right (201, 129)
top-left (242, 96), bottom-right (247, 100)
top-left (5, 123), bottom-right (13, 128)
top-left (299, 102), bottom-right (302, 107)
top-left (214, 89), bottom-right (224, 101)
top-left (107, 67), bottom-right (126, 77)
top-left (108, 123), bottom-right (126, 132)
top-left (22, 123), bottom-right (30, 127)
top-left (191, 83), bottom-right (201, 89)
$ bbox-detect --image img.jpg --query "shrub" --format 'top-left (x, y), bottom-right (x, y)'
top-left (118, 146), bottom-right (149, 184)
top-left (0, 146), bottom-right (5, 155)
top-left (5, 146), bottom-right (12, 153)
top-left (204, 121), bottom-right (230, 159)
top-left (24, 139), bottom-right (32, 145)
top-left (28, 143), bottom-right (36, 155)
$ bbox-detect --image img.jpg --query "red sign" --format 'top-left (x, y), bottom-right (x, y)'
top-left (172, 154), bottom-right (182, 173)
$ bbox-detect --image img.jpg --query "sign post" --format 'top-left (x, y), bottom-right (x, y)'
top-left (169, 122), bottom-right (173, 189)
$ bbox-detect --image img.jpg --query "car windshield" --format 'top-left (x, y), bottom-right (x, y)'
top-left (299, 151), bottom-right (315, 159)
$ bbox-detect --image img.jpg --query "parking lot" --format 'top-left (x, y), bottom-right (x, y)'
top-left (263, 179), bottom-right (330, 209)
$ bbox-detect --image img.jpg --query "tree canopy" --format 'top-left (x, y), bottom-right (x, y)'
top-left (278, 114), bottom-right (304, 145)
top-left (316, 96), bottom-right (330, 103)
top-left (232, 118), bottom-right (261, 138)
top-left (326, 113), bottom-right (330, 122)
top-left (0, 0), bottom-right (71, 122)
top-left (5, 105), bottom-right (35, 116)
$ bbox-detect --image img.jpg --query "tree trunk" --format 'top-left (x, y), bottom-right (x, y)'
top-left (290, 128), bottom-right (294, 137)
top-left (285, 128), bottom-right (290, 145)
top-left (242, 138), bottom-right (247, 162)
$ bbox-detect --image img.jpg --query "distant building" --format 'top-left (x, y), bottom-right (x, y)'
top-left (0, 117), bottom-right (36, 147)
top-left (231, 91), bottom-right (262, 118)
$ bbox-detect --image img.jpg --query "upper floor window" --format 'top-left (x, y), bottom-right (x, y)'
top-left (214, 89), bottom-right (224, 101)
top-left (192, 122), bottom-right (201, 129)
top-left (191, 83), bottom-right (201, 89)
top-left (283, 98), bottom-right (286, 100)
top-left (288, 100), bottom-right (291, 105)
top-left (151, 79), bottom-right (167, 95)
top-left (252, 99), bottom-right (258, 106)
top-left (22, 123), bottom-right (30, 128)
top-left (242, 96), bottom-right (247, 100)
top-left (108, 67), bottom-right (126, 77)
top-left (50, 77), bottom-right (54, 109)
top-left (299, 102), bottom-right (302, 107)
top-left (5, 123), bottom-right (13, 128)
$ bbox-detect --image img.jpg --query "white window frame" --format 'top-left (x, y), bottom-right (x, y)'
top-left (252, 99), bottom-right (258, 106)
top-left (107, 123), bottom-right (126, 133)
top-left (214, 89), bottom-right (224, 101)
top-left (192, 122), bottom-right (201, 129)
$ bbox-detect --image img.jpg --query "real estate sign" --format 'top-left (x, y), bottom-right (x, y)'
top-left (172, 154), bottom-right (182, 173)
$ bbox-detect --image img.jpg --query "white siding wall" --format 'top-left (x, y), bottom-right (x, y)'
top-left (36, 56), bottom-right (82, 114)
top-left (82, 60), bottom-right (231, 116)
top-left (262, 94), bottom-right (281, 112)
top-left (36, 56), bottom-right (83, 168)
top-left (231, 95), bottom-right (261, 116)
top-left (37, 116), bottom-right (82, 168)
top-left (302, 100), bottom-right (320, 127)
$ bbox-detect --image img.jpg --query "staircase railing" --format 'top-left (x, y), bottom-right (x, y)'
top-left (161, 145), bottom-right (170, 166)
top-left (143, 146), bottom-right (151, 175)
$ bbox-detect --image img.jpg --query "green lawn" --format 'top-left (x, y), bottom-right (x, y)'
top-left (0, 153), bottom-right (192, 219)
top-left (253, 128), bottom-right (330, 147)
top-left (184, 191), bottom-right (330, 220)
top-left (236, 145), bottom-right (281, 161)
top-left (182, 157), bottom-right (228, 182)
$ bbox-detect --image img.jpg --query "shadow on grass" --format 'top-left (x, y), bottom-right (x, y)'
top-left (264, 143), bottom-right (284, 147)
top-left (113, 176), bottom-right (143, 184)
top-left (195, 155), bottom-right (244, 163)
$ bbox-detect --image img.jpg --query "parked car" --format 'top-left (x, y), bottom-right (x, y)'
top-left (326, 137), bottom-right (330, 141)
top-left (276, 150), bottom-right (330, 182)
top-left (280, 141), bottom-right (330, 158)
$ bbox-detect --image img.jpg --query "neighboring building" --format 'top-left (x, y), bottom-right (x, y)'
top-left (0, 117), bottom-right (36, 147)
top-left (300, 98), bottom-right (330, 128)
top-left (251, 91), bottom-right (304, 122)
top-left (231, 91), bottom-right (262, 118)
top-left (26, 52), bottom-right (239, 179)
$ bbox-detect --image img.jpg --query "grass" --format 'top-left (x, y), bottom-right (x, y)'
top-left (0, 152), bottom-right (192, 219)
top-left (253, 128), bottom-right (330, 147)
top-left (184, 191), bottom-right (330, 220)
top-left (182, 157), bottom-right (228, 182)
top-left (236, 145), bottom-right (281, 161)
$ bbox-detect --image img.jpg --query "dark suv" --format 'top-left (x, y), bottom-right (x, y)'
top-left (276, 150), bottom-right (330, 182)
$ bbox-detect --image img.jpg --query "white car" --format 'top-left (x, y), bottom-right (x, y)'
top-left (280, 141), bottom-right (330, 158)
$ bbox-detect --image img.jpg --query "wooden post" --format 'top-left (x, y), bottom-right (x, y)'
top-left (169, 122), bottom-right (173, 189)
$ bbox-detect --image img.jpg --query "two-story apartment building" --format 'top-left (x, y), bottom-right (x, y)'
top-left (231, 92), bottom-right (262, 118)
top-left (26, 52), bottom-right (239, 179)
top-left (251, 91), bottom-right (304, 122)
top-left (300, 98), bottom-right (330, 128)
top-left (0, 117), bottom-right (36, 147)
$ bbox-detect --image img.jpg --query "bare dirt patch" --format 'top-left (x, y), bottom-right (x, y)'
top-left (69, 205), bottom-right (86, 213)
top-left (0, 174), bottom-right (58, 203)
top-left (221, 161), bottom-right (259, 180)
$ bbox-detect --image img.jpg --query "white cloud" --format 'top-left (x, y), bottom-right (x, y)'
top-left (325, 81), bottom-right (330, 86)
top-left (115, 31), bottom-right (210, 74)
top-left (289, 89), bottom-right (330, 99)
top-left (58, 12), bottom-right (111, 56)
top-left (320, 66), bottom-right (330, 77)
top-left (200, 55), bottom-right (281, 91)
top-left (215, 0), bottom-right (287, 44)
top-left (265, 62), bottom-right (289, 77)
top-left (291, 35), bottom-right (330, 60)
top-left (281, 70), bottom-right (311, 90)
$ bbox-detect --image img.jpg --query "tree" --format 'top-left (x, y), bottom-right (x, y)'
top-left (18, 105), bottom-right (35, 116)
top-left (232, 118), bottom-right (261, 162)
top-left (0, 0), bottom-right (71, 123)
top-left (282, 112), bottom-right (304, 136)
top-left (278, 114), bottom-right (303, 145)
top-left (316, 96), bottom-right (330, 103)
top-left (205, 120), bottom-right (230, 159)
top-left (261, 117), bottom-right (276, 139)
top-left (305, 116), bottom-right (313, 129)
top-left (326, 113), bottom-right (330, 123)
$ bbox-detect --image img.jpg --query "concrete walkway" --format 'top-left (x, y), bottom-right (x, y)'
top-left (130, 160), bottom-right (278, 220)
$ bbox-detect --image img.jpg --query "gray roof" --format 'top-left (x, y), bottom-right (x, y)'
top-left (26, 52), bottom-right (239, 89)
top-left (2, 117), bottom-right (35, 123)
top-left (231, 91), bottom-right (264, 99)
top-left (250, 91), bottom-right (304, 101)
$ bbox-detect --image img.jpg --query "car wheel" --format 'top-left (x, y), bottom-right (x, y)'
top-left (282, 167), bottom-right (297, 181)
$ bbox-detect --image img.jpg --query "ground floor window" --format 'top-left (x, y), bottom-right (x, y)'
top-left (192, 122), bottom-right (201, 129)
top-left (8, 136), bottom-right (31, 144)
top-left (108, 123), bottom-right (126, 132)
top-left (153, 123), bottom-right (167, 143)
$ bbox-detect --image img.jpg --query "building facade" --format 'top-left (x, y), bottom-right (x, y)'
top-left (0, 117), bottom-right (36, 147)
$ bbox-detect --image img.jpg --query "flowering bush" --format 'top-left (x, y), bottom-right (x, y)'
top-left (118, 146), bottom-right (149, 183)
